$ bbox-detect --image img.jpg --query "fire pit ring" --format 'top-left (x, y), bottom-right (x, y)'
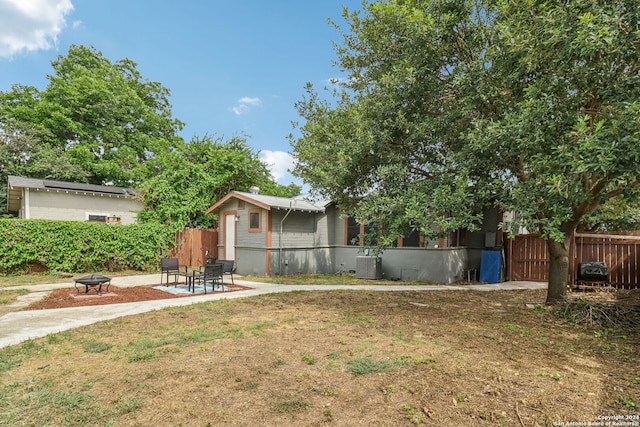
top-left (74, 274), bottom-right (111, 295)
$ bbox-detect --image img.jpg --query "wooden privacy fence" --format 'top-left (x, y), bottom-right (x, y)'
top-left (506, 232), bottom-right (640, 288)
top-left (170, 228), bottom-right (218, 267)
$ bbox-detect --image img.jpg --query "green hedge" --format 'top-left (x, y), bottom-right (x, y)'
top-left (0, 219), bottom-right (176, 274)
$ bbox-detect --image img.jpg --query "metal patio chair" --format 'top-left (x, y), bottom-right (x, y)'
top-left (192, 263), bottom-right (224, 293)
top-left (160, 258), bottom-right (182, 287)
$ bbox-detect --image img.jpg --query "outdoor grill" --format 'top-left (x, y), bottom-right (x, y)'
top-left (577, 262), bottom-right (608, 282)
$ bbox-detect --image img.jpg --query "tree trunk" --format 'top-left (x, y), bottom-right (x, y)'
top-left (545, 236), bottom-right (572, 304)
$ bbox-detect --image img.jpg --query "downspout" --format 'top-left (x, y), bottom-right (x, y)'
top-left (279, 202), bottom-right (293, 275)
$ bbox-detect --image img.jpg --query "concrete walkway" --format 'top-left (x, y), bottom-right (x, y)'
top-left (0, 275), bottom-right (547, 349)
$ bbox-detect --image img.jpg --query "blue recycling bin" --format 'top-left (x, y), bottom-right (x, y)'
top-left (479, 250), bottom-right (502, 284)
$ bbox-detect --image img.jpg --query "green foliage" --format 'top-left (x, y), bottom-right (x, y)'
top-left (292, 0), bottom-right (640, 303)
top-left (346, 356), bottom-right (392, 375)
top-left (0, 219), bottom-right (175, 273)
top-left (0, 45), bottom-right (184, 187)
top-left (0, 45), bottom-right (299, 225)
top-left (0, 123), bottom-right (90, 212)
top-left (273, 399), bottom-right (311, 414)
top-left (580, 196), bottom-right (640, 231)
top-left (82, 340), bottom-right (113, 354)
top-left (137, 134), bottom-right (300, 227)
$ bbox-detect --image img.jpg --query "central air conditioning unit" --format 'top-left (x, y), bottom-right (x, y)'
top-left (356, 256), bottom-right (382, 280)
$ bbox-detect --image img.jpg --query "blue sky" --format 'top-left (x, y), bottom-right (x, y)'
top-left (0, 0), bottom-right (364, 188)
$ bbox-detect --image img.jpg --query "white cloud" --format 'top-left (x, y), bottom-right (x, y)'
top-left (260, 150), bottom-right (295, 182)
top-left (231, 96), bottom-right (261, 115)
top-left (0, 0), bottom-right (74, 58)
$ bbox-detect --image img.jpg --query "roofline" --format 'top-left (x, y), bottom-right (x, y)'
top-left (205, 191), bottom-right (272, 214)
top-left (7, 175), bottom-right (137, 197)
top-left (205, 191), bottom-right (326, 215)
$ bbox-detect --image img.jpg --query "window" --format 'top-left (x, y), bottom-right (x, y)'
top-left (345, 216), bottom-right (378, 246)
top-left (86, 212), bottom-right (109, 223)
top-left (449, 228), bottom-right (467, 247)
top-left (401, 229), bottom-right (421, 247)
top-left (346, 216), bottom-right (360, 245)
top-left (248, 209), bottom-right (261, 232)
top-left (238, 200), bottom-right (245, 210)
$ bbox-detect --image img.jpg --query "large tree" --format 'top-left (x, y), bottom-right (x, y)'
top-left (0, 123), bottom-right (90, 212)
top-left (137, 134), bottom-right (301, 228)
top-left (0, 45), bottom-right (184, 186)
top-left (292, 0), bottom-right (640, 303)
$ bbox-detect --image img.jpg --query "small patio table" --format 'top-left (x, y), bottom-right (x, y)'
top-left (74, 274), bottom-right (111, 295)
top-left (178, 270), bottom-right (196, 293)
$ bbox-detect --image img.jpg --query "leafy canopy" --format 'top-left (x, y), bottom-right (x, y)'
top-left (0, 123), bottom-right (90, 213)
top-left (0, 45), bottom-right (184, 186)
top-left (1, 45), bottom-right (299, 222)
top-left (137, 134), bottom-right (301, 228)
top-left (292, 0), bottom-right (640, 302)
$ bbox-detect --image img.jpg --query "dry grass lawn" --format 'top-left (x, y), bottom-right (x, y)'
top-left (0, 287), bottom-right (638, 426)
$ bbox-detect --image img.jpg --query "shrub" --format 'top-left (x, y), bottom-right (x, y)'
top-left (0, 219), bottom-right (176, 273)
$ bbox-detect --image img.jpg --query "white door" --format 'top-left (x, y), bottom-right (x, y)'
top-left (225, 213), bottom-right (236, 261)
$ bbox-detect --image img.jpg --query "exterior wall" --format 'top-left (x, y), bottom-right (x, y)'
top-left (271, 247), bottom-right (333, 276)
top-left (23, 189), bottom-right (140, 224)
top-left (215, 196), bottom-right (499, 283)
top-left (333, 246), bottom-right (481, 284)
top-left (269, 209), bottom-right (330, 276)
top-left (236, 200), bottom-right (268, 249)
top-left (326, 205), bottom-right (343, 246)
top-left (236, 247), bottom-right (268, 276)
top-left (467, 206), bottom-right (501, 248)
top-left (223, 199), bottom-right (270, 276)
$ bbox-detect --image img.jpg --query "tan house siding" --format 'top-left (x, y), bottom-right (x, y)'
top-left (7, 176), bottom-right (141, 224)
top-left (21, 189), bottom-right (140, 224)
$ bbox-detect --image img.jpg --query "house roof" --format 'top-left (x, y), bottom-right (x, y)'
top-left (205, 191), bottom-right (326, 215)
top-left (6, 175), bottom-right (137, 213)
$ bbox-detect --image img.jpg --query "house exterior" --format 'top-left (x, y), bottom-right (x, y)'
top-left (6, 175), bottom-right (141, 225)
top-left (206, 190), bottom-right (504, 283)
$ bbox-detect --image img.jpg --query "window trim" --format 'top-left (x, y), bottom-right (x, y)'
top-left (248, 209), bottom-right (262, 232)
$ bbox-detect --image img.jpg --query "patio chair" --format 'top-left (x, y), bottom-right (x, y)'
top-left (219, 260), bottom-right (236, 285)
top-left (192, 263), bottom-right (224, 294)
top-left (161, 258), bottom-right (182, 287)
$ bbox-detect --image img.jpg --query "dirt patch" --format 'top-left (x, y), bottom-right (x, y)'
top-left (22, 284), bottom-right (252, 310)
top-left (2, 287), bottom-right (638, 426)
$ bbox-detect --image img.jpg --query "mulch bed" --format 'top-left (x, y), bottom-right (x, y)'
top-left (22, 283), bottom-right (252, 310)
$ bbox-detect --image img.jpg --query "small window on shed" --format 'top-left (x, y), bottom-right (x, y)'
top-left (249, 209), bottom-right (261, 232)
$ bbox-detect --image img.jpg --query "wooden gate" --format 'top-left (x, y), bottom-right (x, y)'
top-left (170, 228), bottom-right (218, 267)
top-left (506, 234), bottom-right (549, 282)
top-left (506, 232), bottom-right (640, 288)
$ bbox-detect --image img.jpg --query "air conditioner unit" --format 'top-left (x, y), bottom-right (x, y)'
top-left (356, 256), bottom-right (382, 280)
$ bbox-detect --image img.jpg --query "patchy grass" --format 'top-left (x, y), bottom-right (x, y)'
top-left (0, 288), bottom-right (29, 305)
top-left (1, 289), bottom-right (638, 426)
top-left (242, 273), bottom-right (441, 286)
top-left (0, 270), bottom-right (152, 289)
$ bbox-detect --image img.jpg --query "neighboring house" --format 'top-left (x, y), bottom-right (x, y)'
top-left (6, 175), bottom-right (141, 225)
top-left (206, 189), bottom-right (504, 283)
